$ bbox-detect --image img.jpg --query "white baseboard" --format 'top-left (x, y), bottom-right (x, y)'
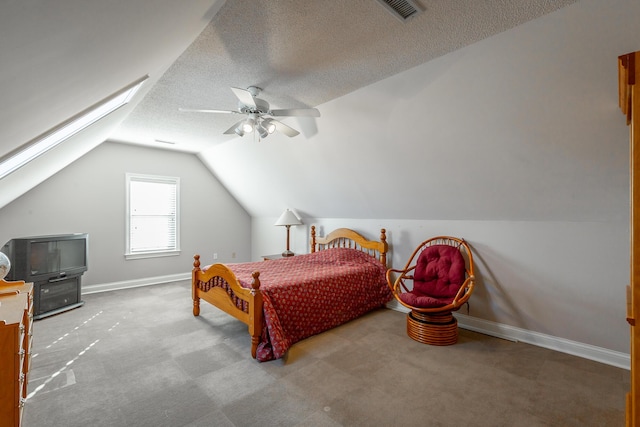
top-left (385, 300), bottom-right (630, 370)
top-left (83, 273), bottom-right (191, 294)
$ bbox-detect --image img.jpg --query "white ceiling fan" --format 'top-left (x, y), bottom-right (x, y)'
top-left (179, 86), bottom-right (320, 139)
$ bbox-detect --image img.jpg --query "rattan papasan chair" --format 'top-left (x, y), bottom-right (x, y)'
top-left (386, 236), bottom-right (475, 345)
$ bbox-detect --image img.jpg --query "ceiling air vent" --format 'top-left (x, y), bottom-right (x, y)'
top-left (374, 0), bottom-right (423, 22)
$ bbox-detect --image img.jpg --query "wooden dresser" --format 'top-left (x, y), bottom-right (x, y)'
top-left (619, 51), bottom-right (640, 427)
top-left (0, 280), bottom-right (33, 427)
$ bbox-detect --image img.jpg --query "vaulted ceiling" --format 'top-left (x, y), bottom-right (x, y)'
top-left (5, 0), bottom-right (630, 222)
top-left (111, 0), bottom-right (578, 153)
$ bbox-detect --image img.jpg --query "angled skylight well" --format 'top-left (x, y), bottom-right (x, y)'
top-left (374, 0), bottom-right (423, 22)
top-left (0, 75), bottom-right (148, 180)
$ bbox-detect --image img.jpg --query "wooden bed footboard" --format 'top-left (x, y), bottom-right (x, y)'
top-left (191, 255), bottom-right (263, 358)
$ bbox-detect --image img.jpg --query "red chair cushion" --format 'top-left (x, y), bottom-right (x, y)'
top-left (399, 244), bottom-right (466, 309)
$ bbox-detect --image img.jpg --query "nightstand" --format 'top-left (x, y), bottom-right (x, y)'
top-left (262, 253), bottom-right (295, 260)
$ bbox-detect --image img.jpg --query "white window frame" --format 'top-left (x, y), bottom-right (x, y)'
top-left (125, 173), bottom-right (180, 260)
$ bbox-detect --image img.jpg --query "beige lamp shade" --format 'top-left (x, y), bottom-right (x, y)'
top-left (274, 209), bottom-right (302, 226)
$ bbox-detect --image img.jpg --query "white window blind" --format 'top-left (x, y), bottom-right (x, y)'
top-left (126, 174), bottom-right (180, 259)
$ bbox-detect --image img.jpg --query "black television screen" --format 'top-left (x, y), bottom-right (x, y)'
top-left (30, 239), bottom-right (87, 276)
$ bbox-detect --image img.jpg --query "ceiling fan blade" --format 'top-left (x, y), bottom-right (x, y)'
top-left (270, 108), bottom-right (320, 118)
top-left (223, 119), bottom-right (245, 134)
top-left (230, 87), bottom-right (256, 109)
top-left (178, 108), bottom-right (240, 114)
top-left (271, 119), bottom-right (300, 137)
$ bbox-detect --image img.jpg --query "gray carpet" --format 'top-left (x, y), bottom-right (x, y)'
top-left (23, 281), bottom-right (628, 426)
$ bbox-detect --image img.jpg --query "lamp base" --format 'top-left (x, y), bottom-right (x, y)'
top-left (281, 250), bottom-right (295, 257)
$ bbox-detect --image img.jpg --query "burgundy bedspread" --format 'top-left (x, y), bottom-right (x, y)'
top-left (210, 248), bottom-right (391, 362)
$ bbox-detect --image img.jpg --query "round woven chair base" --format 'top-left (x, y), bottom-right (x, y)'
top-left (407, 311), bottom-right (458, 346)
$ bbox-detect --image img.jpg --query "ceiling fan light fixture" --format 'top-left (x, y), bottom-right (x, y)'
top-left (234, 124), bottom-right (245, 137)
top-left (241, 121), bottom-right (253, 133)
top-left (257, 126), bottom-right (269, 138)
top-left (242, 115), bottom-right (256, 133)
top-left (262, 119), bottom-right (276, 134)
top-left (256, 119), bottom-right (271, 138)
top-left (181, 86), bottom-right (319, 140)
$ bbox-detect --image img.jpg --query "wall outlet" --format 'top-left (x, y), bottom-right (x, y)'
top-left (213, 253), bottom-right (218, 260)
top-left (231, 252), bottom-right (236, 259)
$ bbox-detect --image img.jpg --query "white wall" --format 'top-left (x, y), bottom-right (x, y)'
top-left (0, 141), bottom-right (251, 287)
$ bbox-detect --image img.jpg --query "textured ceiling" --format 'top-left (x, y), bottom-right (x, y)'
top-left (111, 0), bottom-right (579, 153)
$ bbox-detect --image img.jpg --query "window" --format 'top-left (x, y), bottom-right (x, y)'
top-left (126, 173), bottom-right (180, 259)
top-left (0, 76), bottom-right (147, 180)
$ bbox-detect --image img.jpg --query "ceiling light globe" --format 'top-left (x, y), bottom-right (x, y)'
top-left (264, 121), bottom-right (276, 134)
top-left (242, 121), bottom-right (254, 133)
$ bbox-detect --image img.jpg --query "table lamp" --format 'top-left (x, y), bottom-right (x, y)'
top-left (274, 209), bottom-right (302, 257)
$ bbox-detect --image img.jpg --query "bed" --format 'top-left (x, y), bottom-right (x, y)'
top-left (191, 226), bottom-right (390, 361)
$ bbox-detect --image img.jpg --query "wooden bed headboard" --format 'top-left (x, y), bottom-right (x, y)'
top-left (310, 225), bottom-right (388, 266)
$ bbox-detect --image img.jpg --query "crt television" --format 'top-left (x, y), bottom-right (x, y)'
top-left (1, 233), bottom-right (88, 283)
